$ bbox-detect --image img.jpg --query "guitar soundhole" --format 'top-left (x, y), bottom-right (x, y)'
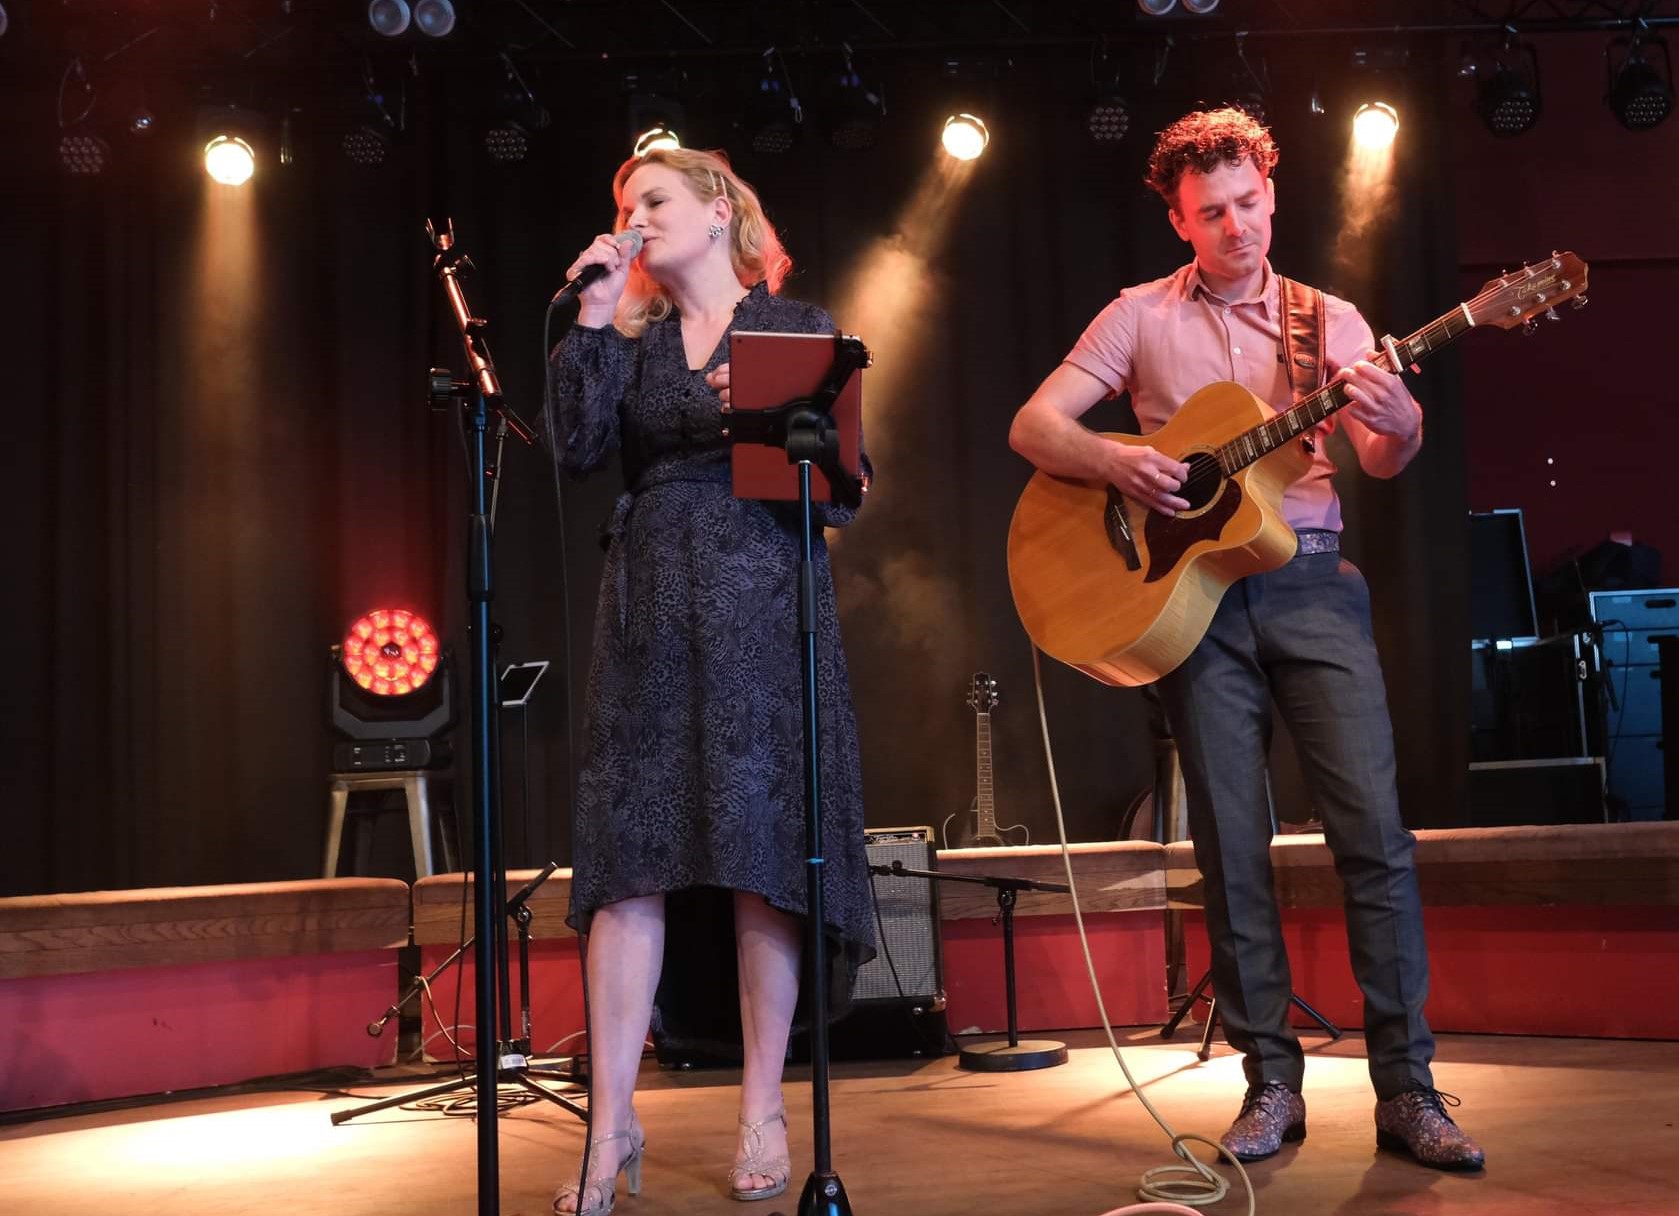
top-left (1178, 451), bottom-right (1225, 513)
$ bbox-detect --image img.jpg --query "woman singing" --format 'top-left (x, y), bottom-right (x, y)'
top-left (544, 147), bottom-right (875, 1214)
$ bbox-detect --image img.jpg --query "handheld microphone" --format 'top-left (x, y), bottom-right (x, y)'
top-left (551, 230), bottom-right (643, 306)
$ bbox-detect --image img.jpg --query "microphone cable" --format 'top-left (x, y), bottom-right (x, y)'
top-left (540, 289), bottom-right (597, 1212)
top-left (1028, 644), bottom-right (1256, 1216)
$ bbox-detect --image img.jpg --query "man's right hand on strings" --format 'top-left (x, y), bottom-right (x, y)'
top-left (1109, 443), bottom-right (1191, 517)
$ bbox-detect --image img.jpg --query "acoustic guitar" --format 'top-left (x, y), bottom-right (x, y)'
top-left (1007, 252), bottom-right (1589, 687)
top-left (941, 673), bottom-right (1031, 850)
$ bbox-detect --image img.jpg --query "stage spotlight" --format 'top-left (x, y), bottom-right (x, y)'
top-left (826, 52), bottom-right (884, 149)
top-left (1086, 43), bottom-right (1131, 144)
top-left (941, 112), bottom-right (989, 160)
top-left (196, 105), bottom-right (270, 181)
top-left (0, 4), bottom-right (9, 39)
top-left (1182, 0), bottom-right (1220, 12)
top-left (1606, 36), bottom-right (1673, 131)
top-left (633, 125), bottom-right (682, 156)
top-left (626, 79), bottom-right (686, 158)
top-left (483, 54), bottom-right (549, 163)
top-left (58, 131), bottom-right (110, 175)
top-left (56, 58), bottom-right (104, 174)
top-left (1353, 101), bottom-right (1399, 149)
top-left (332, 609), bottom-right (454, 772)
top-left (127, 107), bottom-right (156, 136)
top-left (413, 0), bottom-right (455, 38)
top-left (204, 134), bottom-right (255, 185)
top-left (1137, 0), bottom-right (1177, 14)
top-left (1475, 39), bottom-right (1541, 136)
top-left (343, 608), bottom-right (441, 696)
top-left (740, 54), bottom-right (802, 155)
top-left (1087, 93), bottom-right (1130, 143)
top-left (484, 119), bottom-right (537, 162)
top-left (368, 0), bottom-right (410, 37)
top-left (343, 124), bottom-right (392, 166)
top-left (344, 61), bottom-right (403, 166)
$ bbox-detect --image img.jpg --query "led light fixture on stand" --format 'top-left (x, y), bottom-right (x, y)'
top-left (330, 608), bottom-right (456, 771)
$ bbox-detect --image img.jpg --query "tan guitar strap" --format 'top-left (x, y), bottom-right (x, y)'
top-left (1278, 275), bottom-right (1327, 401)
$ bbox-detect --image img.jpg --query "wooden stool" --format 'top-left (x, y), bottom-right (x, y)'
top-left (324, 770), bottom-right (457, 879)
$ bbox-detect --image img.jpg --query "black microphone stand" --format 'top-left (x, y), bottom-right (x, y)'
top-left (722, 335), bottom-right (868, 1216)
top-left (867, 860), bottom-right (1072, 1071)
top-left (422, 218), bottom-right (540, 1216)
top-left (332, 862), bottom-right (588, 1125)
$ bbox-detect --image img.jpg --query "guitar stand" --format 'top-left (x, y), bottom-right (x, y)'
top-left (869, 860), bottom-right (1069, 1071)
top-left (1159, 967), bottom-right (1342, 1062)
top-left (332, 862), bottom-right (589, 1126)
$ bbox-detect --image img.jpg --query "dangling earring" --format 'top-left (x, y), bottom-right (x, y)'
top-left (707, 222), bottom-right (725, 240)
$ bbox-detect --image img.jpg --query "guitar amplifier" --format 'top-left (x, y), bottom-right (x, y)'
top-left (853, 827), bottom-right (944, 1003)
top-left (796, 826), bottom-right (953, 1061)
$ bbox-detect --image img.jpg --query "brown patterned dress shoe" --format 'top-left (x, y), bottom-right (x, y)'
top-left (1219, 1080), bottom-right (1307, 1162)
top-left (1374, 1086), bottom-right (1486, 1171)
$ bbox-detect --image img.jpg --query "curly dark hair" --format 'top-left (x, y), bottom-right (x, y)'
top-left (1145, 107), bottom-right (1280, 211)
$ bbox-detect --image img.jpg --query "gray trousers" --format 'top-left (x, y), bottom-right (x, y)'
top-left (1157, 549), bottom-right (1434, 1099)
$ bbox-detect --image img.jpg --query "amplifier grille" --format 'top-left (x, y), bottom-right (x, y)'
top-left (855, 827), bottom-right (941, 1003)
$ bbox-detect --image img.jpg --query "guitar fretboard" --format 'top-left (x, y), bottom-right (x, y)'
top-left (1214, 304), bottom-right (1475, 475)
top-left (975, 712), bottom-right (995, 836)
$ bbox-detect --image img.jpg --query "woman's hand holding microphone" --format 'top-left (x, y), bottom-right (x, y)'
top-left (562, 231), bottom-right (640, 328)
top-left (560, 229), bottom-right (734, 409)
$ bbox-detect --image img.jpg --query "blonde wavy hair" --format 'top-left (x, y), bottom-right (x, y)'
top-left (610, 147), bottom-right (793, 337)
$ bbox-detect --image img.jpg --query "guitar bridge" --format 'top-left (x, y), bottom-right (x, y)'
top-left (1105, 486), bottom-right (1142, 572)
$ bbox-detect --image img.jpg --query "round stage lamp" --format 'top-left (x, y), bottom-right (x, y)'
top-left (1353, 101), bottom-right (1399, 149)
top-left (413, 0), bottom-right (456, 38)
top-left (633, 125), bottom-right (681, 157)
top-left (941, 112), bottom-right (989, 161)
top-left (342, 609), bottom-right (440, 696)
top-left (204, 135), bottom-right (255, 185)
top-left (368, 0), bottom-right (411, 36)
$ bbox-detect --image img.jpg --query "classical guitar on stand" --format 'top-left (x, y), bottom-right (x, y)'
top-left (1007, 251), bottom-right (1590, 687)
top-left (942, 672), bottom-right (1032, 850)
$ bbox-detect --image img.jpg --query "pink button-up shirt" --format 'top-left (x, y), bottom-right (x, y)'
top-left (1065, 260), bottom-right (1382, 532)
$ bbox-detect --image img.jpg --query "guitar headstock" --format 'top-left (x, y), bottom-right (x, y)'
top-left (1471, 251), bottom-right (1589, 330)
top-left (968, 672), bottom-right (999, 714)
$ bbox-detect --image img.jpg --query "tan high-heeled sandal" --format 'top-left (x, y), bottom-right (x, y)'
top-left (552, 1124), bottom-right (645, 1216)
top-left (727, 1106), bottom-right (790, 1202)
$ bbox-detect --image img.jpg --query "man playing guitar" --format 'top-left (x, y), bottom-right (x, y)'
top-left (1008, 107), bottom-right (1483, 1171)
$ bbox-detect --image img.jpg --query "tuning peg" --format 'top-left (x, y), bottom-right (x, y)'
top-left (1571, 295), bottom-right (1589, 309)
top-left (1522, 318), bottom-right (1539, 335)
top-left (1545, 308), bottom-right (1560, 322)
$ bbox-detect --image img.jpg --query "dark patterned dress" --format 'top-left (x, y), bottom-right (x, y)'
top-left (545, 281), bottom-right (875, 1050)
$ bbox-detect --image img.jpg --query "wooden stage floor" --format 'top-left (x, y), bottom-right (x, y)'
top-left (4, 1028), bottom-right (1677, 1216)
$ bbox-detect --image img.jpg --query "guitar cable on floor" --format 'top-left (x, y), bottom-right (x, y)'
top-left (1028, 644), bottom-right (1257, 1216)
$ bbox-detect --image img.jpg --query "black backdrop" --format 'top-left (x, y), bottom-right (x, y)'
top-left (0, 37), bottom-right (1469, 897)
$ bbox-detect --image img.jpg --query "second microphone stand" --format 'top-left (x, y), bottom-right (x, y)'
top-left (869, 859), bottom-right (1071, 1071)
top-left (415, 218), bottom-right (540, 1216)
top-left (333, 862), bottom-right (588, 1125)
